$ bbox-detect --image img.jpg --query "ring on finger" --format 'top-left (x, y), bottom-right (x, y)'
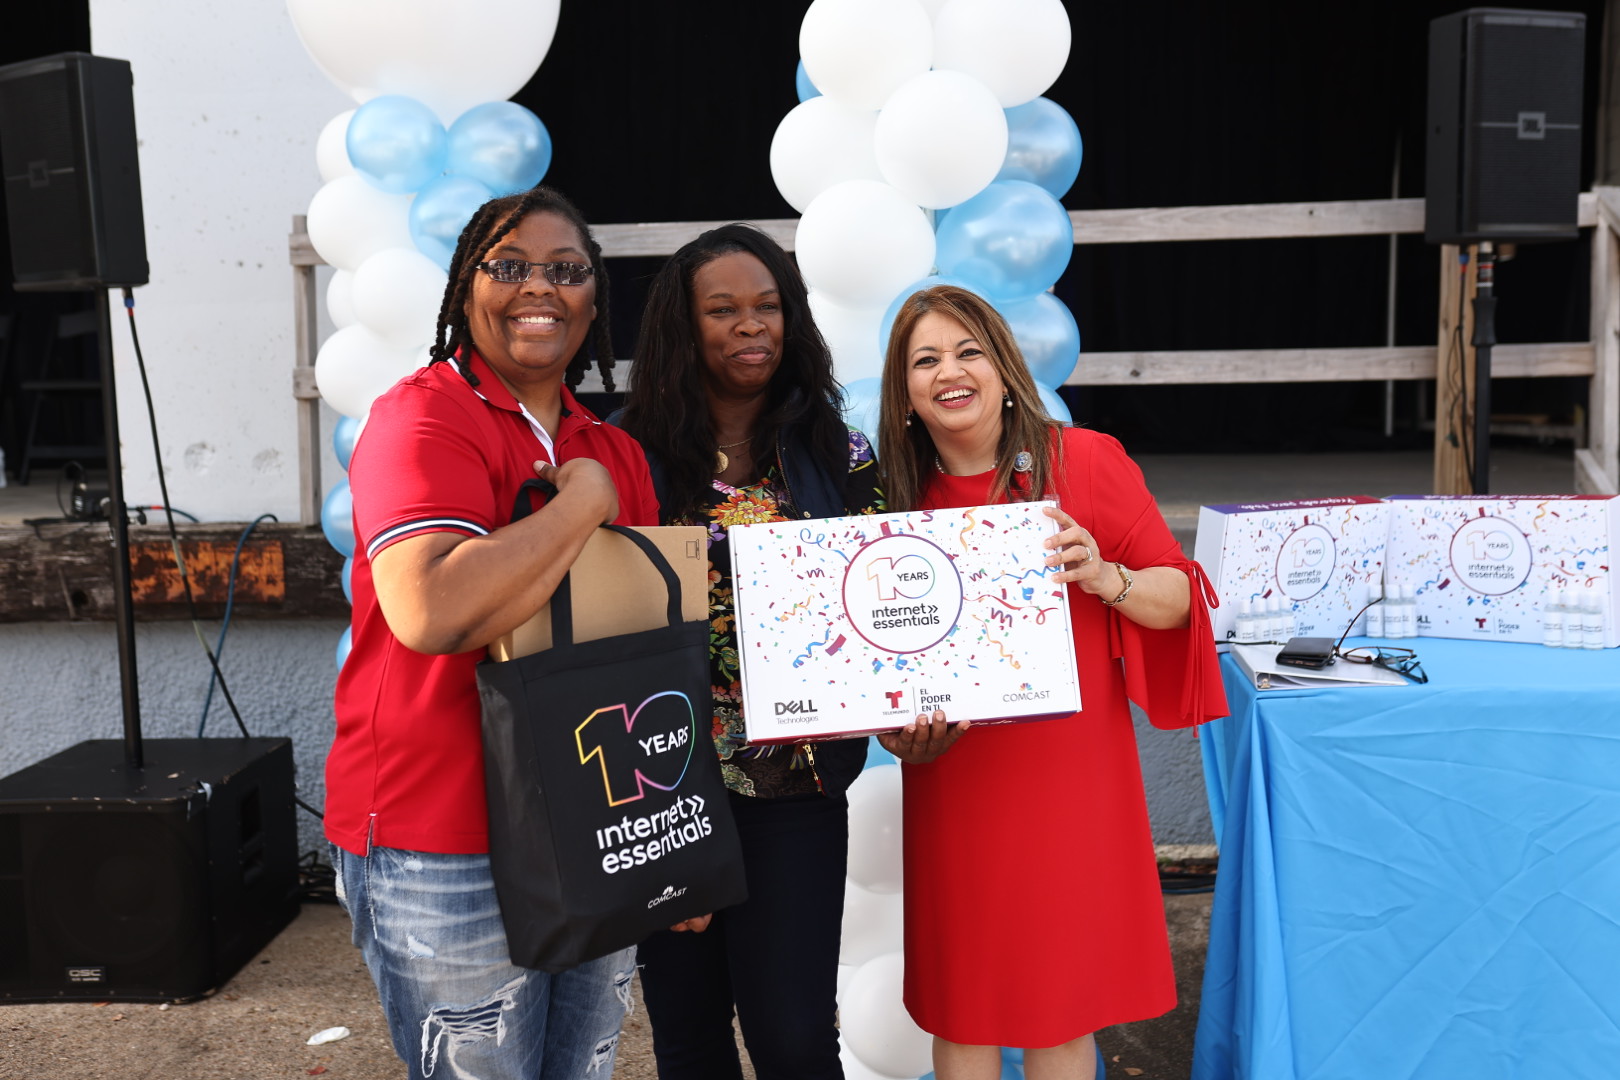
top-left (1079, 546), bottom-right (1093, 564)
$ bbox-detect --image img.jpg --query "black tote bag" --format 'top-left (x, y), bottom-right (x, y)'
top-left (477, 480), bottom-right (746, 972)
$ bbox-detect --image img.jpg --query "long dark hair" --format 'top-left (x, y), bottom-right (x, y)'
top-left (427, 185), bottom-right (615, 392)
top-left (620, 223), bottom-right (847, 520)
top-left (879, 285), bottom-right (1061, 512)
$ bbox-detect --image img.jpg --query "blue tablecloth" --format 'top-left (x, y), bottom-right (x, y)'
top-left (1193, 638), bottom-right (1620, 1080)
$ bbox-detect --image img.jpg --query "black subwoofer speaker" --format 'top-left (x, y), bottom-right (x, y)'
top-left (0, 739), bottom-right (299, 1003)
top-left (0, 52), bottom-right (149, 291)
top-left (1425, 8), bottom-right (1586, 245)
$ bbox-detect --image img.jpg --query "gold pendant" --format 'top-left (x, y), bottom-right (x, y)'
top-left (715, 450), bottom-right (728, 473)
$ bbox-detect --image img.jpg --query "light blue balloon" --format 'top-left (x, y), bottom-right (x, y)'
top-left (447, 101), bottom-right (552, 196)
top-left (997, 98), bottom-right (1083, 199)
top-left (936, 180), bottom-right (1074, 303)
top-left (341, 556), bottom-right (354, 604)
top-left (336, 626), bottom-right (353, 671)
top-left (1037, 383), bottom-right (1072, 426)
top-left (864, 737), bottom-right (897, 768)
top-left (795, 59), bottom-right (821, 102)
top-left (841, 376), bottom-right (884, 445)
top-left (347, 95), bottom-right (448, 194)
top-left (876, 274), bottom-right (984, 361)
top-left (333, 414), bottom-right (361, 472)
top-left (999, 292), bottom-right (1080, 389)
top-left (321, 477), bottom-right (355, 558)
top-left (410, 175), bottom-right (496, 270)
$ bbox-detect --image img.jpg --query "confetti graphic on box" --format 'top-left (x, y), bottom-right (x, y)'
top-left (730, 503), bottom-right (1080, 742)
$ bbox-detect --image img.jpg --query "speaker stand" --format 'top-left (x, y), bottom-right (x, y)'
top-left (1471, 244), bottom-right (1498, 495)
top-left (96, 287), bottom-right (144, 768)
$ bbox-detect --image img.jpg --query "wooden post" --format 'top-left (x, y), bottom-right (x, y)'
top-left (290, 214), bottom-right (323, 527)
top-left (1433, 245), bottom-right (1479, 493)
top-left (1579, 191), bottom-right (1620, 493)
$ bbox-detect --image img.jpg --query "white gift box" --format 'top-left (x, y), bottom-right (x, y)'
top-left (1194, 497), bottom-right (1390, 642)
top-left (1383, 495), bottom-right (1619, 646)
top-left (730, 501), bottom-right (1081, 743)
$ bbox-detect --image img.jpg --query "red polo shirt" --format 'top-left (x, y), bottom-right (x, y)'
top-left (325, 353), bottom-right (658, 856)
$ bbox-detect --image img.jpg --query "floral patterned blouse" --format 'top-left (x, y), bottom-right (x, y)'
top-left (671, 429), bottom-right (885, 798)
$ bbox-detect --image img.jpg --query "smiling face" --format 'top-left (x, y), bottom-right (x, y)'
top-left (689, 251), bottom-right (784, 401)
top-left (464, 210), bottom-right (597, 395)
top-left (905, 310), bottom-right (1008, 450)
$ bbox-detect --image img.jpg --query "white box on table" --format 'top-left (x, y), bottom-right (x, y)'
top-left (1383, 494), bottom-right (1619, 646)
top-left (1194, 497), bottom-right (1390, 642)
top-left (729, 502), bottom-right (1080, 743)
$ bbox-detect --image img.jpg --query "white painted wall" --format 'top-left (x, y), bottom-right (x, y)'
top-left (91, 0), bottom-right (347, 523)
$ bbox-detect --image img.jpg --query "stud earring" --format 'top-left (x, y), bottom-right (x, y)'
top-left (1003, 393), bottom-right (1013, 409)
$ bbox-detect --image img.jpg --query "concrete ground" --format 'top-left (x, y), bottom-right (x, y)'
top-left (0, 890), bottom-right (1212, 1080)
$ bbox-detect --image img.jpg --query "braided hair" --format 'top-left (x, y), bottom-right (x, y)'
top-left (619, 223), bottom-right (847, 521)
top-left (427, 185), bottom-right (616, 393)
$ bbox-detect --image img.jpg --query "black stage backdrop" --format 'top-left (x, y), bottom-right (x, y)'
top-left (0, 3), bottom-right (1607, 463)
top-left (526, 1), bottom-right (1607, 452)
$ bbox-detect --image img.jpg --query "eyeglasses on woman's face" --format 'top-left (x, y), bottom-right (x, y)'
top-left (476, 259), bottom-right (595, 286)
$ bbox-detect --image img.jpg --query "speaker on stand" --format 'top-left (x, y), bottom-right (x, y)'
top-left (1425, 8), bottom-right (1587, 493)
top-left (0, 54), bottom-right (300, 1003)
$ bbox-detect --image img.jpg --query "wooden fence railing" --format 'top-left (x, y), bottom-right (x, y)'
top-left (290, 191), bottom-right (1620, 522)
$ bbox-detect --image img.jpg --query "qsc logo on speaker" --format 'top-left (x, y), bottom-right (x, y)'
top-left (842, 533), bottom-right (963, 653)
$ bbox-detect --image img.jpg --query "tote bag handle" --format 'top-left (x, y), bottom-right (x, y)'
top-left (508, 477), bottom-right (684, 648)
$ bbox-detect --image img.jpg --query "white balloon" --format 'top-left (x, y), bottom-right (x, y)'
top-left (809, 292), bottom-right (886, 385)
top-left (317, 109), bottom-right (357, 182)
top-left (286, 0), bottom-right (559, 124)
top-left (800, 0), bottom-right (933, 111)
top-left (795, 180), bottom-right (936, 308)
top-left (306, 176), bottom-right (415, 272)
top-left (315, 325), bottom-right (423, 418)
top-left (770, 97), bottom-right (883, 214)
top-left (876, 70), bottom-right (1008, 209)
top-left (352, 247), bottom-right (448, 349)
top-left (326, 269), bottom-right (357, 329)
top-left (845, 763), bottom-right (905, 893)
top-left (840, 953), bottom-right (934, 1079)
top-left (933, 0), bottom-right (1072, 107)
top-left (837, 963), bottom-right (859, 1002)
top-left (838, 1037), bottom-right (909, 1080)
top-left (840, 880), bottom-right (905, 966)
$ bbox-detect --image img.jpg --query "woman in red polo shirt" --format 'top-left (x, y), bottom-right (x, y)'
top-left (325, 186), bottom-right (679, 1080)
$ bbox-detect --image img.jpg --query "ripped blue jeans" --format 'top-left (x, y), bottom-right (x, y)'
top-left (333, 844), bottom-right (634, 1080)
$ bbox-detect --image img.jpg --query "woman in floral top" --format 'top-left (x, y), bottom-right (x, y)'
top-left (616, 224), bottom-right (883, 1079)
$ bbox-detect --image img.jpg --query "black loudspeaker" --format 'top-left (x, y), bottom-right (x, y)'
top-left (0, 52), bottom-right (149, 291)
top-left (0, 739), bottom-right (299, 1003)
top-left (1426, 8), bottom-right (1586, 245)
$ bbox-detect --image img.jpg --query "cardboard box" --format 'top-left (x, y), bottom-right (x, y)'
top-left (1383, 495), bottom-right (1619, 646)
top-left (1195, 497), bottom-right (1390, 643)
top-left (489, 526), bottom-right (709, 662)
top-left (729, 502), bottom-right (1080, 743)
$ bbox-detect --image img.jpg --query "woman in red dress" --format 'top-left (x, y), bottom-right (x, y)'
top-left (874, 286), bottom-right (1227, 1080)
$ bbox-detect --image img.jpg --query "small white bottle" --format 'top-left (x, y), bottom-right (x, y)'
top-left (1234, 599), bottom-right (1256, 643)
top-left (1390, 584), bottom-right (1412, 639)
top-left (1268, 598), bottom-right (1288, 641)
top-left (1364, 584), bottom-right (1385, 638)
top-left (1586, 591), bottom-right (1608, 650)
top-left (1542, 590), bottom-right (1566, 648)
top-left (1560, 589), bottom-right (1581, 648)
top-left (1581, 582), bottom-right (1607, 650)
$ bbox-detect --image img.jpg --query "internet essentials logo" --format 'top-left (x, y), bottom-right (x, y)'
top-left (577, 689), bottom-right (717, 875)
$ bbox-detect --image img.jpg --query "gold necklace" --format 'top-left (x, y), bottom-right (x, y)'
top-left (715, 436), bottom-right (751, 474)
